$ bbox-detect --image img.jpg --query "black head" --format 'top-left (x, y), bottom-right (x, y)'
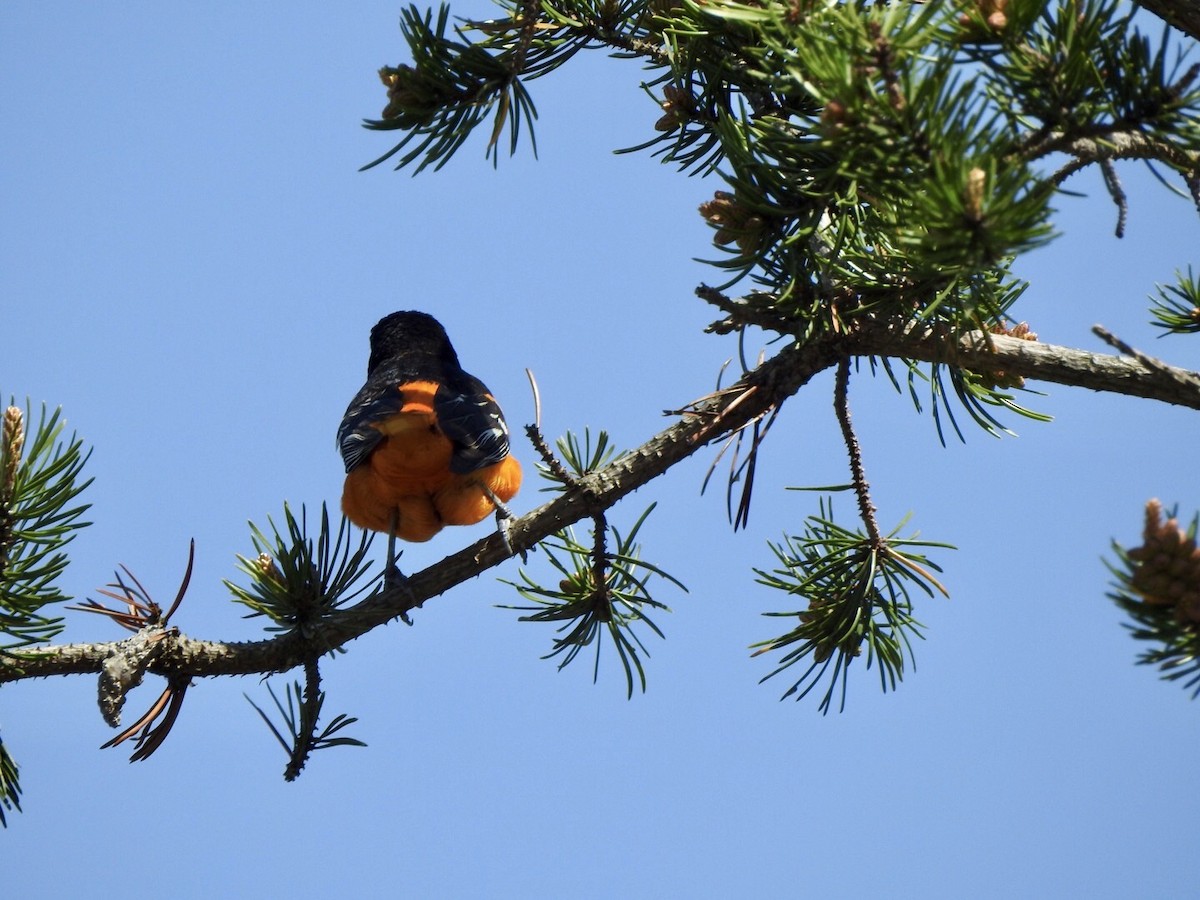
top-left (366, 310), bottom-right (460, 374)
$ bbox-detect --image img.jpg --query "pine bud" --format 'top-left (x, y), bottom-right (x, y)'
top-left (377, 65), bottom-right (437, 120)
top-left (964, 167), bottom-right (987, 223)
top-left (254, 552), bottom-right (282, 584)
top-left (1126, 499), bottom-right (1200, 611)
top-left (986, 3), bottom-right (1008, 30)
top-left (2, 406), bottom-right (23, 501)
top-left (820, 99), bottom-right (849, 131)
top-left (698, 191), bottom-right (767, 254)
top-left (655, 84), bottom-right (692, 132)
top-left (977, 321), bottom-right (1038, 389)
top-left (958, 0), bottom-right (1008, 37)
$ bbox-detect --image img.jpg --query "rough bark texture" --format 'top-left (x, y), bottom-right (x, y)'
top-left (856, 327), bottom-right (1200, 410)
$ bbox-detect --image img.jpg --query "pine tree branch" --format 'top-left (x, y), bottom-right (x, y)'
top-left (2, 322), bottom-right (1197, 688)
top-left (0, 336), bottom-right (840, 685)
top-left (1038, 130), bottom-right (1199, 183)
top-left (852, 324), bottom-right (1200, 410)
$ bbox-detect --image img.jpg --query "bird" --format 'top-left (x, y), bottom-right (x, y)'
top-left (337, 310), bottom-right (522, 590)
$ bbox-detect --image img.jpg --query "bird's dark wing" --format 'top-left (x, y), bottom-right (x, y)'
top-left (435, 373), bottom-right (512, 475)
top-left (337, 378), bottom-right (405, 474)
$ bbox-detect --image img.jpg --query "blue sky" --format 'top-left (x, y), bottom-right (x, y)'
top-left (3, 2), bottom-right (1199, 896)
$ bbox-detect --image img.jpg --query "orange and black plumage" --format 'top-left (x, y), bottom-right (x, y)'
top-left (338, 311), bottom-right (521, 559)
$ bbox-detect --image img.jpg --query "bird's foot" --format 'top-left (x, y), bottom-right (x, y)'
top-left (383, 564), bottom-right (417, 626)
top-left (494, 505), bottom-right (530, 563)
top-left (480, 485), bottom-right (524, 562)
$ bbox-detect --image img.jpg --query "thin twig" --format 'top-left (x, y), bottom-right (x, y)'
top-left (1031, 129), bottom-right (1197, 173)
top-left (1099, 159), bottom-right (1128, 239)
top-left (524, 422), bottom-right (575, 486)
top-left (510, 0), bottom-right (542, 76)
top-left (284, 658), bottom-right (322, 782)
top-left (522, 370), bottom-right (577, 486)
top-left (697, 284), bottom-right (797, 334)
top-left (1092, 324), bottom-right (1200, 391)
top-left (523, 367), bottom-right (611, 615)
top-left (833, 358), bottom-right (882, 545)
top-left (591, 513), bottom-right (611, 623)
top-left (525, 368), bottom-right (542, 430)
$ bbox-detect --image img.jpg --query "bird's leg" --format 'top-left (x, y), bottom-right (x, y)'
top-left (476, 482), bottom-right (521, 560)
top-left (385, 507), bottom-right (414, 626)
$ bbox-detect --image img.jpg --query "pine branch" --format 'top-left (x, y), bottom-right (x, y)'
top-left (1040, 129), bottom-right (1199, 181)
top-left (2, 322), bottom-right (1198, 687)
top-left (854, 325), bottom-right (1200, 410)
top-left (0, 335), bottom-right (841, 684)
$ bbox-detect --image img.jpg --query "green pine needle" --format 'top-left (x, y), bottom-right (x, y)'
top-left (501, 502), bottom-right (685, 699)
top-left (0, 732), bottom-right (20, 828)
top-left (753, 500), bottom-right (952, 713)
top-left (225, 503), bottom-right (378, 639)
top-left (0, 399), bottom-right (92, 652)
top-left (1149, 268), bottom-right (1200, 335)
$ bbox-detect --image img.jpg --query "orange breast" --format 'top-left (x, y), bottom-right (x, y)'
top-left (434, 455), bottom-right (522, 526)
top-left (340, 380), bottom-right (522, 541)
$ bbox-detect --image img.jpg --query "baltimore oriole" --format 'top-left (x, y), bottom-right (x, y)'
top-left (338, 311), bottom-right (522, 581)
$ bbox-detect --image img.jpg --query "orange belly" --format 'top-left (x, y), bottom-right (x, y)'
top-left (341, 410), bottom-right (522, 540)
